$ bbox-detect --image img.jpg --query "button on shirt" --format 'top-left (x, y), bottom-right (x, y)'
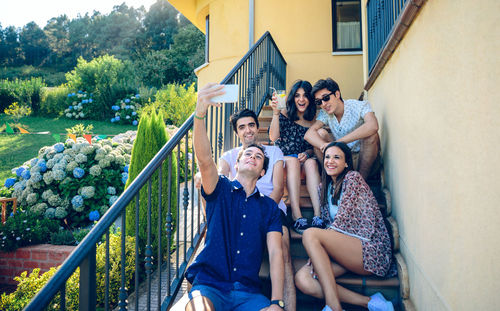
top-left (185, 176), bottom-right (283, 293)
top-left (317, 99), bottom-right (373, 152)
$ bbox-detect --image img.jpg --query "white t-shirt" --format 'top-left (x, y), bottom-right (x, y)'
top-left (317, 99), bottom-right (373, 152)
top-left (220, 145), bottom-right (287, 214)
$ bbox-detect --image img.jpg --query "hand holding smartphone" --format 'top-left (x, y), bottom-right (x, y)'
top-left (210, 84), bottom-right (239, 103)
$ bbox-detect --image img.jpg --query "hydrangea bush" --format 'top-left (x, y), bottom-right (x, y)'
top-left (110, 94), bottom-right (140, 125)
top-left (64, 91), bottom-right (93, 120)
top-left (3, 132), bottom-right (136, 228)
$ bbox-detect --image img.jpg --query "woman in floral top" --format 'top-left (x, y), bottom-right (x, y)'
top-left (269, 80), bottom-right (323, 234)
top-left (294, 142), bottom-right (396, 311)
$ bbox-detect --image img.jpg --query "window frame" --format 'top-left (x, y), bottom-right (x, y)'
top-left (331, 0), bottom-right (362, 53)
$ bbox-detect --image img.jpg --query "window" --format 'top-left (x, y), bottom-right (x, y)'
top-left (332, 0), bottom-right (362, 52)
top-left (205, 15), bottom-right (210, 63)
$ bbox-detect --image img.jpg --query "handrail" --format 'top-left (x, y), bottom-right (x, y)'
top-left (24, 31), bottom-right (286, 311)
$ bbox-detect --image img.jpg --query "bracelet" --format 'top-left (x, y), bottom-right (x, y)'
top-left (194, 114), bottom-right (206, 120)
top-left (273, 113), bottom-right (280, 116)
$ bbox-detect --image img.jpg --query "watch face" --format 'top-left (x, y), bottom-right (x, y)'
top-left (278, 300), bottom-right (285, 308)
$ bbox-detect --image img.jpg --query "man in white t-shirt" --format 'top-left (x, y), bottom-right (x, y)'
top-left (217, 109), bottom-right (295, 311)
top-left (305, 78), bottom-right (380, 180)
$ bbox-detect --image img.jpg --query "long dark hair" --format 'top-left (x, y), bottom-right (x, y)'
top-left (286, 80), bottom-right (316, 122)
top-left (320, 142), bottom-right (353, 206)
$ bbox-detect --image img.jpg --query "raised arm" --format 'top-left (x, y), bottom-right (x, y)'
top-left (336, 111), bottom-right (379, 144)
top-left (268, 95), bottom-right (282, 142)
top-left (304, 120), bottom-right (329, 151)
top-left (193, 83), bottom-right (225, 195)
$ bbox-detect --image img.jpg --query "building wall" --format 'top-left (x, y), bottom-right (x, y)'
top-left (171, 0), bottom-right (364, 99)
top-left (363, 0), bottom-right (500, 310)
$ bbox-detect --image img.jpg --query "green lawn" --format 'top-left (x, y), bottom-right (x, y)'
top-left (0, 115), bottom-right (136, 183)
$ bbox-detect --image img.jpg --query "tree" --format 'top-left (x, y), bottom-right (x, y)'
top-left (2, 26), bottom-right (23, 66)
top-left (44, 15), bottom-right (71, 69)
top-left (19, 22), bottom-right (50, 66)
top-left (143, 0), bottom-right (179, 50)
top-left (125, 107), bottom-right (177, 267)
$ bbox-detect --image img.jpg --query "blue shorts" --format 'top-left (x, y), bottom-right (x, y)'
top-left (188, 282), bottom-right (270, 311)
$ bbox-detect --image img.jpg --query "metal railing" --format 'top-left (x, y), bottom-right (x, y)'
top-left (367, 0), bottom-right (409, 72)
top-left (24, 31), bottom-right (285, 311)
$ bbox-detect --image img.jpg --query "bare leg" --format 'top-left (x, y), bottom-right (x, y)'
top-left (358, 132), bottom-right (380, 180)
top-left (282, 226), bottom-right (296, 311)
top-left (303, 158), bottom-right (321, 217)
top-left (285, 156), bottom-right (302, 220)
top-left (185, 294), bottom-right (214, 311)
top-left (295, 261), bottom-right (370, 307)
top-left (301, 228), bottom-right (371, 310)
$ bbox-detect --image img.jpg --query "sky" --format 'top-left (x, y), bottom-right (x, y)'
top-left (0, 0), bottom-right (159, 29)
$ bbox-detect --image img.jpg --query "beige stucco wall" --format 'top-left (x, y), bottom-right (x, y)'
top-left (184, 0), bottom-right (363, 99)
top-left (364, 0), bottom-right (500, 310)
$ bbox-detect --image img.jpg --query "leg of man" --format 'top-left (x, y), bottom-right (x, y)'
top-left (313, 128), bottom-right (334, 161)
top-left (282, 225), bottom-right (296, 311)
top-left (186, 285), bottom-right (225, 311)
top-left (358, 132), bottom-right (380, 180)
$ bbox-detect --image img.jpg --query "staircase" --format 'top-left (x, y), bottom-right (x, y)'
top-left (257, 106), bottom-right (414, 311)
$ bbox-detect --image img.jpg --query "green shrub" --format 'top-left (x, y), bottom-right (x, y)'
top-left (0, 210), bottom-right (59, 252)
top-left (49, 230), bottom-right (76, 246)
top-left (65, 55), bottom-right (136, 119)
top-left (3, 102), bottom-right (32, 123)
top-left (0, 66), bottom-right (66, 87)
top-left (125, 106), bottom-right (177, 264)
top-left (153, 83), bottom-right (196, 127)
top-left (40, 86), bottom-right (71, 116)
top-left (65, 123), bottom-right (94, 137)
top-left (0, 231), bottom-right (136, 311)
top-left (0, 77), bottom-right (46, 113)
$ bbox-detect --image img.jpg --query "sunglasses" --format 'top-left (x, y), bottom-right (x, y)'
top-left (315, 92), bottom-right (335, 106)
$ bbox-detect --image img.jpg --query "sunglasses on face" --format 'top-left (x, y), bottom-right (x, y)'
top-left (315, 92), bottom-right (335, 106)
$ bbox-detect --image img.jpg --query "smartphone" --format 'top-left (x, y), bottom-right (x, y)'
top-left (211, 84), bottom-right (239, 103)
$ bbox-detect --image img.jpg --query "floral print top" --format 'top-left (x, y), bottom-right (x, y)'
top-left (320, 171), bottom-right (397, 277)
top-left (274, 113), bottom-right (313, 156)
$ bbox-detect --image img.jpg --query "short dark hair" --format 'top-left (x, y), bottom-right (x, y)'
top-left (236, 143), bottom-right (269, 175)
top-left (312, 78), bottom-right (343, 101)
top-left (229, 109), bottom-right (259, 133)
top-left (286, 80), bottom-right (317, 122)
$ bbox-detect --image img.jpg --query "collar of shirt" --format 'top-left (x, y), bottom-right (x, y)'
top-left (230, 178), bottom-right (264, 199)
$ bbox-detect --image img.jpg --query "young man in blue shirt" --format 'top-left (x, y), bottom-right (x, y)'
top-left (185, 83), bottom-right (285, 311)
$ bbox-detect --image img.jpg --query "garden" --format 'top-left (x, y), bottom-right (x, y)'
top-left (0, 54), bottom-right (198, 309)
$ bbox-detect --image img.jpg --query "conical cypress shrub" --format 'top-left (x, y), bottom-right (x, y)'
top-left (125, 106), bottom-right (177, 267)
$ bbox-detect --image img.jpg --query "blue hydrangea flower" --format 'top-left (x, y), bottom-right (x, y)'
top-left (112, 105), bottom-right (120, 111)
top-left (124, 165), bottom-right (129, 173)
top-left (111, 118), bottom-right (115, 123)
top-left (124, 98), bottom-right (130, 103)
top-left (135, 94), bottom-right (140, 98)
top-left (82, 99), bottom-right (88, 104)
top-left (107, 186), bottom-right (116, 195)
top-left (132, 120), bottom-right (138, 126)
top-left (71, 92), bottom-right (76, 96)
top-left (4, 178), bottom-right (16, 188)
top-left (71, 195), bottom-right (83, 208)
top-left (89, 99), bottom-right (93, 103)
top-left (73, 167), bottom-right (85, 179)
top-left (115, 116), bottom-right (120, 121)
top-left (69, 105), bottom-right (73, 110)
top-left (30, 158), bottom-right (39, 166)
top-left (78, 90), bottom-right (83, 94)
top-left (132, 111), bottom-right (137, 116)
top-left (38, 160), bottom-right (47, 173)
top-left (109, 196), bottom-right (118, 206)
top-left (89, 210), bottom-right (100, 221)
top-left (121, 172), bottom-right (128, 184)
top-left (54, 143), bottom-right (65, 153)
top-left (16, 167), bottom-right (25, 177)
top-left (21, 170), bottom-right (31, 180)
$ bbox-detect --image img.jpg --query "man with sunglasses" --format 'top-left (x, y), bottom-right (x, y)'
top-left (304, 78), bottom-right (380, 181)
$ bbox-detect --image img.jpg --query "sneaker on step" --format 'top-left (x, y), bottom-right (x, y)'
top-left (367, 292), bottom-right (394, 311)
top-left (321, 306), bottom-right (333, 311)
top-left (293, 217), bottom-right (309, 234)
top-left (311, 216), bottom-right (326, 229)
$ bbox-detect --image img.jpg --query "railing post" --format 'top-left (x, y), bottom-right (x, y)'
top-left (79, 244), bottom-right (96, 311)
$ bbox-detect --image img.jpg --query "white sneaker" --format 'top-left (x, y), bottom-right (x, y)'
top-left (367, 292), bottom-right (394, 311)
top-left (321, 306), bottom-right (333, 311)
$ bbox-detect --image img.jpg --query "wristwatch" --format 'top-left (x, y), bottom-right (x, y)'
top-left (270, 299), bottom-right (285, 309)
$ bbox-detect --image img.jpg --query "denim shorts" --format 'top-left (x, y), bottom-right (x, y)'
top-left (188, 282), bottom-right (270, 311)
